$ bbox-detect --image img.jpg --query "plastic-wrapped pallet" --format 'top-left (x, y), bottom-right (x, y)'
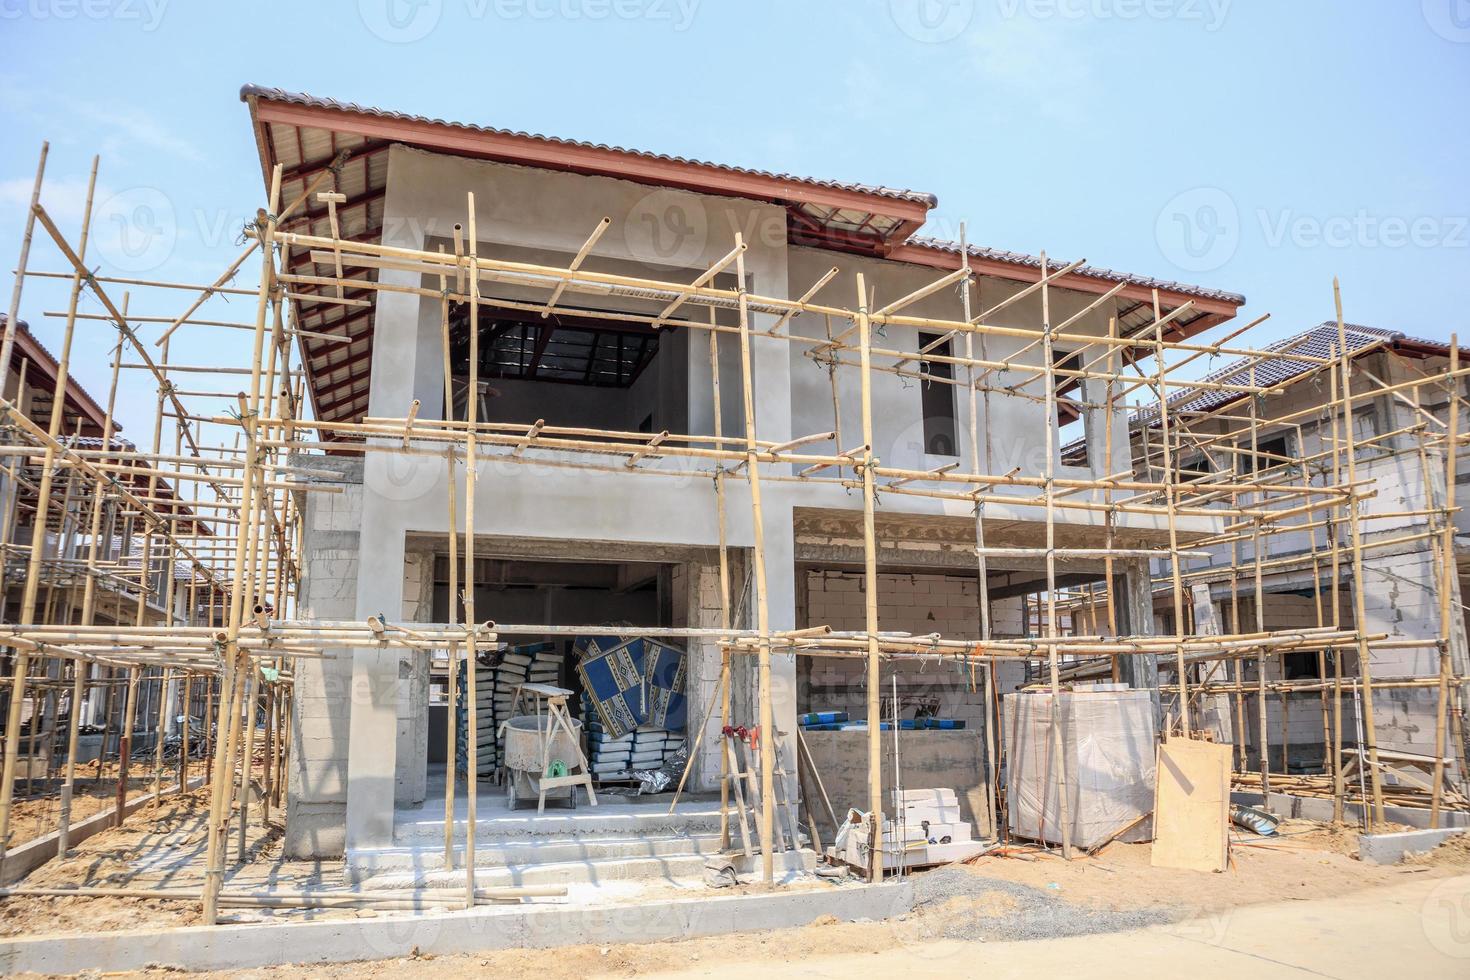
top-left (1003, 688), bottom-right (1155, 849)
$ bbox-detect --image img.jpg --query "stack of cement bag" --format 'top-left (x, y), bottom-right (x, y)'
top-left (455, 657), bottom-right (498, 777)
top-left (582, 711), bottom-right (689, 779)
top-left (455, 641), bottom-right (564, 780)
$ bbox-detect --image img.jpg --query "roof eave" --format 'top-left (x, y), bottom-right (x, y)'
top-left (246, 94), bottom-right (932, 233)
top-left (879, 241), bottom-right (1244, 335)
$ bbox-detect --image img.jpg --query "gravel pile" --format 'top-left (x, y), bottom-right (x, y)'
top-left (907, 866), bottom-right (1179, 942)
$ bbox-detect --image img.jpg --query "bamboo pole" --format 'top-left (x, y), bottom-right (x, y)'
top-left (731, 234), bottom-right (777, 885)
top-left (1431, 335), bottom-right (1459, 825)
top-left (708, 305), bottom-right (734, 850)
top-left (202, 167), bottom-right (282, 924)
top-left (439, 251), bottom-right (460, 868)
top-left (0, 156), bottom-right (95, 858)
top-left (0, 142), bottom-right (47, 385)
top-left (1334, 281), bottom-right (1386, 827)
top-left (463, 193), bottom-right (481, 908)
top-left (854, 273), bottom-right (884, 880)
top-left (1038, 255), bottom-right (1073, 858)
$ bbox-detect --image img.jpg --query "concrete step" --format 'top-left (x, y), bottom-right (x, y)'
top-left (390, 803), bottom-right (727, 845)
top-left (356, 845), bottom-right (817, 890)
top-left (348, 832), bottom-right (727, 880)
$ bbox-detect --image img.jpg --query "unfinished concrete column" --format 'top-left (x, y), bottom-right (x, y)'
top-left (1118, 559), bottom-right (1161, 726)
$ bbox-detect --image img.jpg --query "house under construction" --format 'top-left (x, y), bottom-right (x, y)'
top-left (0, 84), bottom-right (1463, 966)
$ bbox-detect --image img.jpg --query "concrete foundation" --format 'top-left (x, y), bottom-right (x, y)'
top-left (1358, 826), bottom-right (1469, 865)
top-left (0, 881), bottom-right (914, 974)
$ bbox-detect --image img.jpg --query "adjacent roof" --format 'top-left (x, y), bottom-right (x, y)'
top-left (239, 85), bottom-right (1245, 433)
top-left (895, 237), bottom-right (1244, 342)
top-left (1133, 322), bottom-right (1449, 425)
top-left (1, 316), bottom-right (114, 437)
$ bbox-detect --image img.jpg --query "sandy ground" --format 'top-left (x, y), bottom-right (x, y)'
top-left (4, 761), bottom-right (209, 850)
top-left (63, 861), bottom-right (1470, 980)
top-left (0, 767), bottom-right (304, 939)
top-left (4, 792), bottom-right (1470, 977)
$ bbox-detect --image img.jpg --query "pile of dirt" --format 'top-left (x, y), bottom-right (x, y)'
top-left (1404, 832), bottom-right (1470, 867)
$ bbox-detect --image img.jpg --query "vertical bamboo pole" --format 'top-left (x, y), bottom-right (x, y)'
top-left (463, 193), bottom-right (481, 908)
top-left (58, 329), bottom-right (124, 854)
top-left (1038, 255), bottom-right (1073, 859)
top-left (0, 156), bottom-right (95, 858)
top-left (179, 674), bottom-right (192, 792)
top-left (1328, 348), bottom-right (1346, 822)
top-left (731, 235), bottom-right (776, 884)
top-left (957, 226), bottom-right (998, 836)
top-left (1431, 336), bottom-right (1459, 825)
top-left (235, 668), bottom-right (258, 858)
top-left (438, 249), bottom-right (460, 868)
top-left (853, 273), bottom-right (884, 880)
top-left (114, 668), bottom-right (139, 826)
top-left (1151, 289), bottom-right (1189, 737)
top-left (1334, 280), bottom-right (1385, 827)
top-left (151, 668), bottom-right (172, 805)
top-left (202, 166), bottom-right (281, 925)
top-left (0, 142), bottom-right (47, 385)
top-left (1248, 363), bottom-right (1270, 791)
top-left (708, 305), bottom-right (733, 849)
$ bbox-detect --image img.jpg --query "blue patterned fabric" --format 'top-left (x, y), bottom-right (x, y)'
top-left (643, 639), bottom-right (688, 731)
top-left (574, 634), bottom-right (687, 737)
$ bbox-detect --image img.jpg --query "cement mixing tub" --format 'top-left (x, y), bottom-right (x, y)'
top-left (502, 713), bottom-right (585, 810)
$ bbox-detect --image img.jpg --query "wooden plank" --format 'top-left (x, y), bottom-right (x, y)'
top-left (1152, 737), bottom-right (1231, 872)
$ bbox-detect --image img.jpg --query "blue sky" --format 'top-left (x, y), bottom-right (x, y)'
top-left (1, 0), bottom-right (1466, 436)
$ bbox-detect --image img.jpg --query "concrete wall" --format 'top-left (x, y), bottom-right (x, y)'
top-left (285, 458), bottom-right (363, 859)
top-left (799, 569), bottom-right (1021, 732)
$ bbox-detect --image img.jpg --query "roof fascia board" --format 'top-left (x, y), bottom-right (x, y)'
top-left (251, 98), bottom-right (932, 228)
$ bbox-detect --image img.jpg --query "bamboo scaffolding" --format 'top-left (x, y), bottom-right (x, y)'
top-left (0, 144), bottom-right (1464, 931)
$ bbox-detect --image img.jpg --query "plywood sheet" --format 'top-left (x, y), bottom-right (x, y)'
top-left (1151, 736), bottom-right (1231, 872)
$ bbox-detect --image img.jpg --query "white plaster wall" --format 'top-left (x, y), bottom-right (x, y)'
top-left (343, 146), bottom-right (801, 850)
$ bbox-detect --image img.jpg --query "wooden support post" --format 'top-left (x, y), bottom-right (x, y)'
top-left (1334, 280), bottom-right (1386, 828)
top-left (854, 273), bottom-right (884, 880)
top-left (438, 250), bottom-right (460, 869)
top-left (0, 142), bottom-right (47, 385)
top-left (463, 192), bottom-right (481, 909)
top-left (708, 306), bottom-right (734, 850)
top-left (1431, 335), bottom-right (1459, 825)
top-left (1039, 255), bottom-right (1073, 859)
top-left (731, 235), bottom-right (777, 885)
top-left (114, 668), bottom-right (139, 827)
top-left (0, 156), bottom-right (94, 859)
top-left (236, 667), bottom-right (258, 860)
top-left (202, 165), bottom-right (281, 925)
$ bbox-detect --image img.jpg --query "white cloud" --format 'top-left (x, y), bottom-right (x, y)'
top-left (0, 174), bottom-right (115, 227)
top-left (966, 15), bottom-right (1097, 124)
